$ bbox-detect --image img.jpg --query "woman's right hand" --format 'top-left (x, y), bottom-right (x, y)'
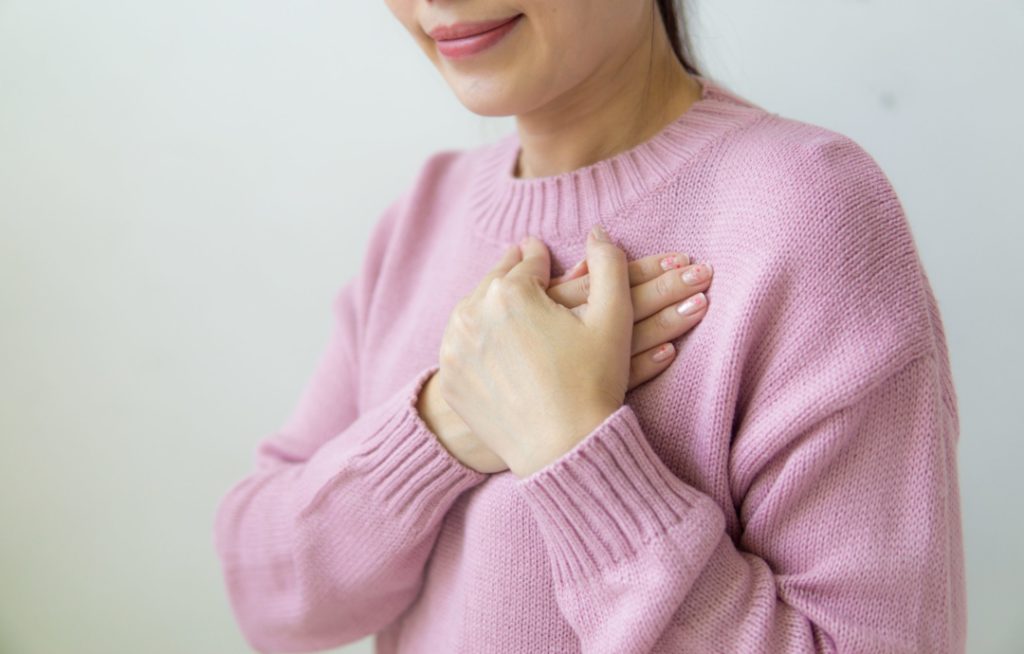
top-left (416, 249), bottom-right (713, 474)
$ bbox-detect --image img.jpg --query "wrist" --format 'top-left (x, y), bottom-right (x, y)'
top-left (416, 371), bottom-right (481, 463)
top-left (514, 403), bottom-right (621, 479)
top-left (416, 370), bottom-right (455, 438)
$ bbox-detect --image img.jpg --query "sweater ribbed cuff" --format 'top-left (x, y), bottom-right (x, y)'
top-left (514, 403), bottom-right (724, 583)
top-left (346, 364), bottom-right (489, 524)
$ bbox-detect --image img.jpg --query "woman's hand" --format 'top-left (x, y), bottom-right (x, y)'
top-left (547, 251), bottom-right (713, 386)
top-left (435, 225), bottom-right (676, 478)
top-left (417, 370), bottom-right (511, 473)
top-left (417, 239), bottom-right (713, 475)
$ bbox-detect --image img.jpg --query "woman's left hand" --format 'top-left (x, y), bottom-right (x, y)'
top-left (436, 225), bottom-right (633, 479)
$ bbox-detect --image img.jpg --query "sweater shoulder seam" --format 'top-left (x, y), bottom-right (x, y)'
top-left (731, 344), bottom-right (939, 498)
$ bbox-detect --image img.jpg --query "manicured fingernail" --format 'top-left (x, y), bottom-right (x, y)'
top-left (590, 224), bottom-right (609, 242)
top-left (651, 342), bottom-right (675, 362)
top-left (660, 254), bottom-right (689, 271)
top-left (676, 292), bottom-right (707, 316)
top-left (681, 263), bottom-right (712, 285)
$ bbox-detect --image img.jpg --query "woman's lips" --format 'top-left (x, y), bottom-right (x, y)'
top-left (431, 14), bottom-right (523, 60)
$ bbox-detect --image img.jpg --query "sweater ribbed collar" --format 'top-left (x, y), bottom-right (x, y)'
top-left (466, 74), bottom-right (767, 245)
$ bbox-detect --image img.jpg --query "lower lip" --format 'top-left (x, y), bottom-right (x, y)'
top-left (434, 15), bottom-right (523, 60)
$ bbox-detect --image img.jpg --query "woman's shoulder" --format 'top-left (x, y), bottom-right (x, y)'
top-left (694, 110), bottom-right (946, 399)
top-left (716, 107), bottom-right (898, 211)
top-left (706, 108), bottom-right (921, 294)
top-left (669, 94), bottom-right (916, 284)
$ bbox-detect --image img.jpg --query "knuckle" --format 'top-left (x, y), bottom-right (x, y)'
top-left (641, 257), bottom-right (663, 283)
top-left (654, 307), bottom-right (676, 332)
top-left (597, 246), bottom-right (626, 263)
top-left (654, 271), bottom-right (675, 297)
top-left (487, 276), bottom-right (532, 307)
top-left (484, 278), bottom-right (507, 301)
top-left (453, 300), bottom-right (479, 328)
top-left (576, 274), bottom-right (591, 297)
top-left (503, 278), bottom-right (530, 299)
top-left (488, 277), bottom-right (506, 293)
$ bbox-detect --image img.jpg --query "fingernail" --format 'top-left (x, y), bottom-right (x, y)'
top-left (590, 224), bottom-right (609, 242)
top-left (681, 263), bottom-right (712, 285)
top-left (660, 254), bottom-right (689, 271)
top-left (677, 292), bottom-right (707, 316)
top-left (651, 342), bottom-right (675, 363)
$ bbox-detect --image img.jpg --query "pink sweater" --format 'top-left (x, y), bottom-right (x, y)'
top-left (212, 75), bottom-right (965, 653)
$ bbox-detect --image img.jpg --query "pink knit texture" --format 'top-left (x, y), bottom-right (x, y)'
top-left (213, 75), bottom-right (965, 653)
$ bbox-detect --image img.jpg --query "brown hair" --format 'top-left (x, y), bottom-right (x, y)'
top-left (654, 0), bottom-right (702, 77)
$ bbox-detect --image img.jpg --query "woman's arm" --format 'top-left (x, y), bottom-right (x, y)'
top-left (514, 349), bottom-right (963, 653)
top-left (214, 362), bottom-right (485, 653)
top-left (212, 195), bottom-right (488, 653)
top-left (508, 135), bottom-right (965, 653)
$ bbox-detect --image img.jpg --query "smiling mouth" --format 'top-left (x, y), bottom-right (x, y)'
top-left (428, 14), bottom-right (523, 41)
top-left (429, 15), bottom-right (524, 60)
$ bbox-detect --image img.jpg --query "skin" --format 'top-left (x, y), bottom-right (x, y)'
top-left (385, 0), bottom-right (715, 475)
top-left (418, 250), bottom-right (712, 474)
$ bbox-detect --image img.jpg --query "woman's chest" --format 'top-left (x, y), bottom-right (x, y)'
top-left (357, 229), bottom-right (586, 413)
top-left (355, 223), bottom-right (766, 537)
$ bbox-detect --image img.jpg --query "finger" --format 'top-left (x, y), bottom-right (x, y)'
top-left (629, 291), bottom-right (708, 355)
top-left (627, 342), bottom-right (677, 391)
top-left (558, 251), bottom-right (689, 287)
top-left (639, 252), bottom-right (691, 284)
top-left (504, 234), bottom-right (551, 288)
top-left (548, 272), bottom-right (590, 309)
top-left (582, 224), bottom-right (632, 329)
top-left (629, 261), bottom-right (713, 322)
top-left (471, 242), bottom-right (524, 302)
top-left (550, 258), bottom-right (588, 286)
top-left (548, 251), bottom-right (690, 308)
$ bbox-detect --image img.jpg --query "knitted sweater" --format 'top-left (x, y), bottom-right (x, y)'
top-left (212, 75), bottom-right (965, 653)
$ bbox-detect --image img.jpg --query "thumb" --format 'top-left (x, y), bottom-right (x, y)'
top-left (583, 224), bottom-right (632, 329)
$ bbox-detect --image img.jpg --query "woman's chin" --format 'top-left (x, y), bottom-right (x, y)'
top-left (447, 79), bottom-right (531, 118)
top-left (458, 97), bottom-right (519, 118)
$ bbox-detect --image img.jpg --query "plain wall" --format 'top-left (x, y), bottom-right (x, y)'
top-left (1, 1), bottom-right (1021, 652)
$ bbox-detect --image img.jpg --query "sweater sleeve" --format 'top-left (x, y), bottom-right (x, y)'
top-left (514, 351), bottom-right (963, 653)
top-left (212, 193), bottom-right (488, 653)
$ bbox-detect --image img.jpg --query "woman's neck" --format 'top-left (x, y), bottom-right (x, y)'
top-left (511, 40), bottom-right (702, 180)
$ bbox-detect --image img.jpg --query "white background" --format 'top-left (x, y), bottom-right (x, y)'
top-left (1, 1), bottom-right (1021, 652)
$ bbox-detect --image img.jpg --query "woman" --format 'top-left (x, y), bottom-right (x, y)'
top-left (213, 1), bottom-right (965, 652)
